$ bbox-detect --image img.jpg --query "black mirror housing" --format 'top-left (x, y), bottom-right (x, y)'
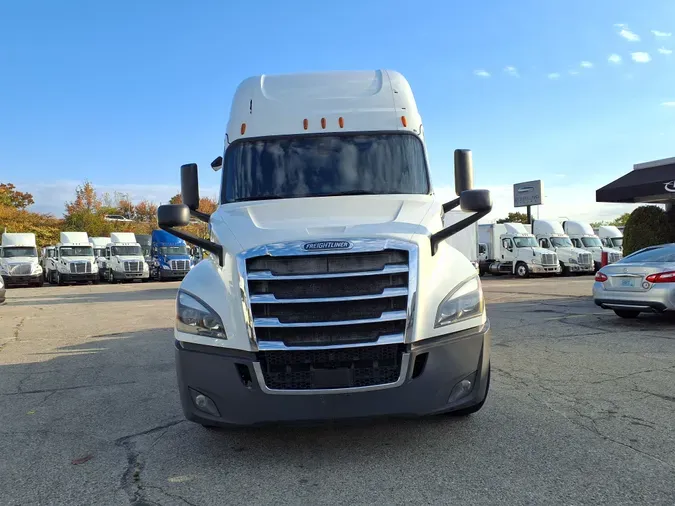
top-left (211, 156), bottom-right (223, 172)
top-left (158, 204), bottom-right (191, 228)
top-left (181, 163), bottom-right (200, 211)
top-left (454, 149), bottom-right (474, 196)
top-left (459, 189), bottom-right (492, 213)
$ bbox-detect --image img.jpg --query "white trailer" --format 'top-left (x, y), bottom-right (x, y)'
top-left (103, 232), bottom-right (149, 283)
top-left (478, 223), bottom-right (560, 277)
top-left (0, 232), bottom-right (43, 287)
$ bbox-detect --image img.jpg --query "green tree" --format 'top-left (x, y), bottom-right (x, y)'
top-left (609, 213), bottom-right (631, 227)
top-left (623, 205), bottom-right (674, 255)
top-left (496, 211), bottom-right (529, 224)
top-left (0, 183), bottom-right (35, 209)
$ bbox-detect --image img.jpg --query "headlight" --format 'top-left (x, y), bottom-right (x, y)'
top-left (92, 263), bottom-right (99, 272)
top-left (568, 258), bottom-right (578, 264)
top-left (435, 275), bottom-right (484, 328)
top-left (176, 291), bottom-right (226, 339)
top-left (0, 265), bottom-right (9, 274)
top-left (162, 264), bottom-right (171, 270)
top-left (31, 264), bottom-right (43, 274)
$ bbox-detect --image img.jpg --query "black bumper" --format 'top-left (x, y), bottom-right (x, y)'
top-left (175, 321), bottom-right (491, 427)
top-left (2, 274), bottom-right (42, 286)
top-left (60, 273), bottom-right (98, 283)
top-left (160, 270), bottom-right (189, 279)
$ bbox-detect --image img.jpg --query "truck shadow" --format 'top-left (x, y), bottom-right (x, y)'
top-left (4, 286), bottom-right (179, 306)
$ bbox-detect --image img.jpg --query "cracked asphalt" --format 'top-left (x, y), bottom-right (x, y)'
top-left (0, 277), bottom-right (674, 505)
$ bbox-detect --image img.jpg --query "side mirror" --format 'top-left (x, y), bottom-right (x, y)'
top-left (459, 189), bottom-right (492, 213)
top-left (181, 163), bottom-right (200, 211)
top-left (211, 156), bottom-right (223, 172)
top-left (454, 149), bottom-right (474, 195)
top-left (158, 204), bottom-right (190, 228)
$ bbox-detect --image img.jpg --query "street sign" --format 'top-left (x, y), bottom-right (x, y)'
top-left (513, 180), bottom-right (544, 207)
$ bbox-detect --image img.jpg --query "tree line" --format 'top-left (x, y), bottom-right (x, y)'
top-left (0, 181), bottom-right (215, 247)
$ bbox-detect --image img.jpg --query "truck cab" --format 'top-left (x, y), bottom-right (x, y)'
top-left (155, 69), bottom-right (494, 427)
top-left (52, 232), bottom-right (98, 285)
top-left (478, 223), bottom-right (561, 277)
top-left (531, 220), bottom-right (594, 275)
top-left (562, 220), bottom-right (622, 271)
top-left (135, 234), bottom-right (152, 272)
top-left (41, 246), bottom-right (56, 277)
top-left (0, 232), bottom-right (43, 287)
top-left (149, 229), bottom-right (192, 281)
top-left (103, 232), bottom-right (150, 283)
top-left (597, 225), bottom-right (623, 253)
top-left (88, 237), bottom-right (110, 281)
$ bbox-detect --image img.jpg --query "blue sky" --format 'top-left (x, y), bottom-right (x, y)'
top-left (2, 0), bottom-right (674, 221)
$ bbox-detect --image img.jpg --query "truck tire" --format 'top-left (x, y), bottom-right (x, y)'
top-left (614, 309), bottom-right (640, 319)
top-left (559, 262), bottom-right (570, 276)
top-left (55, 271), bottom-right (63, 286)
top-left (33, 274), bottom-right (44, 287)
top-left (108, 269), bottom-right (116, 284)
top-left (450, 365), bottom-right (490, 417)
top-left (515, 262), bottom-right (529, 278)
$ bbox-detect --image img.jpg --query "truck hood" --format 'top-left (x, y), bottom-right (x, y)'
top-left (113, 255), bottom-right (145, 262)
top-left (211, 195), bottom-right (438, 253)
top-left (61, 256), bottom-right (95, 262)
top-left (1, 257), bottom-right (39, 265)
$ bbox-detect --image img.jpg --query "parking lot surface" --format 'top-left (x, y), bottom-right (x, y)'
top-left (1, 277), bottom-right (674, 505)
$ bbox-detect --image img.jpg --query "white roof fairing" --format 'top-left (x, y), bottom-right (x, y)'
top-left (225, 70), bottom-right (423, 144)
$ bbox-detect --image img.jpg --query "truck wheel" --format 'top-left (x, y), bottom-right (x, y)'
top-left (55, 271), bottom-right (63, 286)
top-left (515, 262), bottom-right (529, 278)
top-left (450, 365), bottom-right (490, 417)
top-left (34, 274), bottom-right (44, 287)
top-left (614, 309), bottom-right (640, 319)
top-left (559, 262), bottom-right (570, 276)
top-left (108, 269), bottom-right (116, 284)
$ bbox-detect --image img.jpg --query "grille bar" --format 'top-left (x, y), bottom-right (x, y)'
top-left (254, 310), bottom-right (407, 328)
top-left (247, 263), bottom-right (408, 281)
top-left (249, 286), bottom-right (408, 304)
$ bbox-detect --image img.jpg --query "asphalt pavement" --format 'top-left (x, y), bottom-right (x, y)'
top-left (0, 277), bottom-right (673, 505)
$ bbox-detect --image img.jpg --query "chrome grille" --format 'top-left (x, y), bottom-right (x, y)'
top-left (123, 261), bottom-right (142, 273)
top-left (69, 262), bottom-right (91, 274)
top-left (170, 259), bottom-right (189, 271)
top-left (244, 245), bottom-right (412, 349)
top-left (609, 252), bottom-right (622, 264)
top-left (541, 253), bottom-right (557, 266)
top-left (10, 263), bottom-right (32, 275)
top-left (578, 252), bottom-right (592, 267)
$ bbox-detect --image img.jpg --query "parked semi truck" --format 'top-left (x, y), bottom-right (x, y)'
top-left (149, 229), bottom-right (192, 281)
top-left (50, 232), bottom-right (98, 285)
top-left (596, 225), bottom-right (623, 253)
top-left (103, 232), bottom-right (150, 283)
top-left (529, 220), bottom-right (594, 275)
top-left (40, 246), bottom-right (55, 277)
top-left (478, 223), bottom-right (560, 277)
top-left (156, 69), bottom-right (494, 427)
top-left (562, 220), bottom-right (622, 270)
top-left (88, 237), bottom-right (110, 281)
top-left (0, 232), bottom-right (43, 287)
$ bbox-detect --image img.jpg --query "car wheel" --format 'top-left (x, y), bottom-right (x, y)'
top-left (515, 262), bottom-right (529, 278)
top-left (614, 309), bottom-right (640, 319)
top-left (450, 365), bottom-right (491, 417)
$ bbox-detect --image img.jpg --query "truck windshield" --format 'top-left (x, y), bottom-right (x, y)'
top-left (93, 248), bottom-right (105, 257)
top-left (112, 246), bottom-right (142, 256)
top-left (513, 237), bottom-right (538, 248)
top-left (159, 246), bottom-right (188, 256)
top-left (222, 133), bottom-right (429, 203)
top-left (1, 247), bottom-right (37, 258)
top-left (609, 237), bottom-right (623, 248)
top-left (550, 237), bottom-right (573, 248)
top-left (581, 237), bottom-right (603, 248)
top-left (60, 246), bottom-right (93, 257)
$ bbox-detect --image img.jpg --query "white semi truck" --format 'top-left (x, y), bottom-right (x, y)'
top-left (597, 225), bottom-right (623, 253)
top-left (562, 220), bottom-right (622, 271)
top-left (103, 232), bottom-right (150, 283)
top-left (156, 69), bottom-right (494, 427)
top-left (51, 232), bottom-right (98, 285)
top-left (478, 223), bottom-right (560, 278)
top-left (530, 220), bottom-right (594, 275)
top-left (0, 232), bottom-right (43, 287)
top-left (89, 237), bottom-right (110, 281)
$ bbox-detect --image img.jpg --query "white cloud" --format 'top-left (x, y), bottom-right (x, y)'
top-left (436, 184), bottom-right (647, 224)
top-left (568, 70), bottom-right (580, 76)
top-left (580, 61), bottom-right (594, 68)
top-left (608, 54), bottom-right (622, 64)
top-left (658, 47), bottom-right (673, 55)
top-left (474, 69), bottom-right (491, 78)
top-left (662, 101), bottom-right (675, 107)
top-left (631, 52), bottom-right (652, 63)
top-left (504, 66), bottom-right (519, 77)
top-left (547, 73), bottom-right (561, 80)
top-left (18, 180), bottom-right (220, 217)
top-left (619, 28), bottom-right (640, 41)
top-left (614, 23), bottom-right (626, 28)
top-left (652, 30), bottom-right (672, 38)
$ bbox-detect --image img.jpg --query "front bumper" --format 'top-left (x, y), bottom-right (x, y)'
top-left (1, 273), bottom-right (42, 286)
top-left (567, 263), bottom-right (594, 273)
top-left (160, 269), bottom-right (189, 279)
top-left (114, 271), bottom-right (149, 280)
top-left (175, 321), bottom-right (491, 427)
top-left (529, 264), bottom-right (560, 274)
top-left (60, 272), bottom-right (98, 283)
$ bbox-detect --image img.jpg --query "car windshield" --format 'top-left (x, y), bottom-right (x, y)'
top-left (513, 237), bottom-right (538, 248)
top-left (1, 247), bottom-right (37, 258)
top-left (222, 133), bottom-right (430, 203)
top-left (581, 236), bottom-right (603, 248)
top-left (60, 246), bottom-right (93, 257)
top-left (112, 245), bottom-right (142, 256)
top-left (550, 237), bottom-right (573, 248)
top-left (622, 245), bottom-right (675, 263)
top-left (159, 245), bottom-right (188, 255)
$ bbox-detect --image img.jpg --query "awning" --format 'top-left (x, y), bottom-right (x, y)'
top-left (596, 160), bottom-right (675, 203)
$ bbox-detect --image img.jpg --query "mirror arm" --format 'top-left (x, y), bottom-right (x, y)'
top-left (190, 209), bottom-right (211, 223)
top-left (442, 197), bottom-right (461, 214)
top-left (430, 209), bottom-right (491, 256)
top-left (158, 224), bottom-right (224, 266)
